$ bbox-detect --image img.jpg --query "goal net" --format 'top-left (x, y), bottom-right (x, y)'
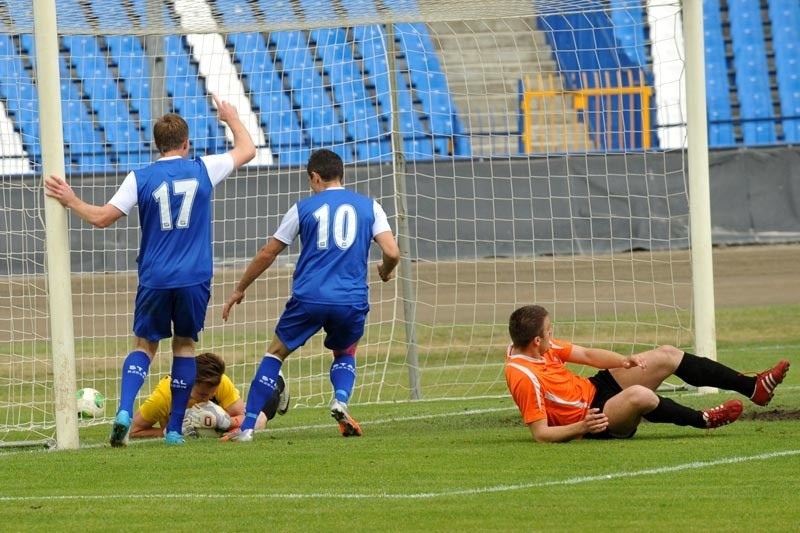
top-left (0, 0), bottom-right (694, 443)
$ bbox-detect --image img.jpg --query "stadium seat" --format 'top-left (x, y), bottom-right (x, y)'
top-left (162, 35), bottom-right (223, 155)
top-left (703, 0), bottom-right (736, 146)
top-left (404, 137), bottom-right (434, 160)
top-left (728, 0), bottom-right (776, 144)
top-left (610, 0), bottom-right (648, 67)
top-left (274, 146), bottom-right (311, 167)
top-left (214, 0), bottom-right (255, 25)
top-left (130, 0), bottom-right (176, 28)
top-left (355, 138), bottom-right (393, 162)
top-left (62, 35), bottom-right (143, 154)
top-left (116, 151), bottom-right (155, 169)
top-left (271, 30), bottom-right (346, 145)
top-left (106, 35), bottom-right (151, 138)
top-left (767, 2), bottom-right (800, 142)
top-left (0, 35), bottom-right (41, 160)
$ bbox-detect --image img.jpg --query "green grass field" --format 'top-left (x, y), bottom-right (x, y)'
top-left (1, 305), bottom-right (799, 531)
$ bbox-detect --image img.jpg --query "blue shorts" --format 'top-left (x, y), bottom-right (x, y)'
top-left (132, 281), bottom-right (211, 342)
top-left (275, 297), bottom-right (369, 352)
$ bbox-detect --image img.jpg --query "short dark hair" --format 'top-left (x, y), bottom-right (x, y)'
top-left (508, 305), bottom-right (549, 347)
top-left (307, 149), bottom-right (344, 183)
top-left (194, 352), bottom-right (225, 387)
top-left (153, 113), bottom-right (189, 154)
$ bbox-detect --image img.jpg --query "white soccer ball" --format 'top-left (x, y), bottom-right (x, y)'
top-left (185, 401), bottom-right (228, 438)
top-left (75, 387), bottom-right (105, 419)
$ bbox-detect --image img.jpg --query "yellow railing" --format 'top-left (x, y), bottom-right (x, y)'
top-left (521, 70), bottom-right (653, 153)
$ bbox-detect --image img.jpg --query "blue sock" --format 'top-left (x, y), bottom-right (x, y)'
top-left (118, 351), bottom-right (151, 415)
top-left (330, 354), bottom-right (356, 403)
top-left (167, 356), bottom-right (196, 433)
top-left (242, 355), bottom-right (282, 431)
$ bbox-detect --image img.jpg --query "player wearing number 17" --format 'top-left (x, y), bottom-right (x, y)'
top-left (221, 149), bottom-right (400, 442)
top-left (43, 95), bottom-right (256, 446)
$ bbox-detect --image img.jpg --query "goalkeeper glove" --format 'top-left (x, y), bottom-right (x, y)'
top-left (185, 403), bottom-right (232, 431)
top-left (181, 419), bottom-right (199, 439)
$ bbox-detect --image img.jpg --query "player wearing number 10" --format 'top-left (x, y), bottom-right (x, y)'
top-left (43, 95), bottom-right (256, 446)
top-left (221, 148), bottom-right (400, 442)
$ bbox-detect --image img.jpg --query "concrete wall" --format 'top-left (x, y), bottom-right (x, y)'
top-left (1, 146), bottom-right (798, 276)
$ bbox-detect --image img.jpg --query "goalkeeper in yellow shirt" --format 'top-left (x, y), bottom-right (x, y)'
top-left (130, 352), bottom-right (289, 439)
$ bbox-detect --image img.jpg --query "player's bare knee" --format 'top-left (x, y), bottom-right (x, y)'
top-left (653, 344), bottom-right (683, 370)
top-left (628, 385), bottom-right (659, 411)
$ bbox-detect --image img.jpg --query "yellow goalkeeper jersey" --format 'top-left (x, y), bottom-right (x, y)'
top-left (138, 374), bottom-right (240, 429)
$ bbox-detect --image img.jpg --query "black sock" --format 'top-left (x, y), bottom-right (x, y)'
top-left (643, 395), bottom-right (706, 428)
top-left (674, 353), bottom-right (756, 397)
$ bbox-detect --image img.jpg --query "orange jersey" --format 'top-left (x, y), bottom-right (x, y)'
top-left (505, 339), bottom-right (597, 427)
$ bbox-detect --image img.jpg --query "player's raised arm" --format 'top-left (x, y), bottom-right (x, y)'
top-left (212, 94), bottom-right (256, 170)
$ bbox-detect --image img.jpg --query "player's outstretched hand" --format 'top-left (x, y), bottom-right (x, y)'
top-left (212, 94), bottom-right (239, 125)
top-left (622, 354), bottom-right (647, 370)
top-left (43, 175), bottom-right (76, 207)
top-left (222, 289), bottom-right (245, 322)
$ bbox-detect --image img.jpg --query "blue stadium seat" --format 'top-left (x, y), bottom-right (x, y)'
top-left (130, 0), bottom-right (176, 28)
top-left (257, 0), bottom-right (297, 21)
top-left (105, 35), bottom-right (151, 138)
top-left (381, 0), bottom-right (423, 17)
top-left (768, 2), bottom-right (800, 142)
top-left (340, 0), bottom-right (381, 18)
top-left (355, 138), bottom-right (393, 162)
top-left (18, 33), bottom-right (34, 54)
top-left (274, 146), bottom-right (311, 167)
top-left (60, 72), bottom-right (104, 158)
top-left (0, 34), bottom-right (41, 159)
top-left (214, 0), bottom-right (255, 24)
top-left (703, 0), bottom-right (735, 145)
top-left (88, 0), bottom-right (135, 29)
top-left (610, 0), bottom-right (648, 67)
top-left (404, 137), bottom-right (434, 160)
top-left (227, 32), bottom-right (306, 149)
top-left (5, 0), bottom-right (33, 27)
top-left (63, 35), bottom-right (143, 153)
top-left (270, 30), bottom-right (345, 144)
top-left (53, 0), bottom-right (88, 29)
top-left (728, 0), bottom-right (776, 144)
top-left (380, 22), bottom-right (465, 156)
top-left (311, 27), bottom-right (384, 143)
top-left (116, 151), bottom-right (155, 169)
top-left (299, 0), bottom-right (333, 25)
top-left (354, 25), bottom-right (424, 144)
top-left (162, 35), bottom-right (221, 155)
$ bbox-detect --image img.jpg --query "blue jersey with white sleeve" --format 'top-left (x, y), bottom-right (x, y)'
top-left (274, 187), bottom-right (391, 305)
top-left (109, 154), bottom-right (234, 289)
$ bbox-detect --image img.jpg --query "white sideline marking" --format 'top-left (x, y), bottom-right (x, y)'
top-left (0, 450), bottom-right (797, 502)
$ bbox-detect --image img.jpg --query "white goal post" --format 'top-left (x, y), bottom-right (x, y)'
top-left (0, 0), bottom-right (713, 449)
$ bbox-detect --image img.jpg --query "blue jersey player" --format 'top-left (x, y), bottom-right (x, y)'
top-left (44, 95), bottom-right (256, 446)
top-left (221, 149), bottom-right (400, 441)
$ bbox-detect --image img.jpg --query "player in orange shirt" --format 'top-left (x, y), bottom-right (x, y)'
top-left (505, 305), bottom-right (790, 442)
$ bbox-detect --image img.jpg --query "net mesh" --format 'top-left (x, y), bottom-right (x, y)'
top-left (0, 0), bottom-right (692, 440)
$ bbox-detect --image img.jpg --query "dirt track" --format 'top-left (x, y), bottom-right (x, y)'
top-left (699, 244), bottom-right (799, 307)
top-left (0, 243), bottom-right (798, 343)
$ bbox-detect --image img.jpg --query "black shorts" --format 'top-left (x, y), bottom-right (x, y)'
top-left (584, 370), bottom-right (637, 440)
